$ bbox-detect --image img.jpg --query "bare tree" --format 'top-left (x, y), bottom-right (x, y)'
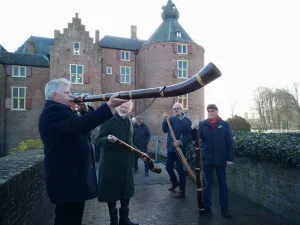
top-left (230, 100), bottom-right (238, 118)
top-left (252, 84), bottom-right (300, 129)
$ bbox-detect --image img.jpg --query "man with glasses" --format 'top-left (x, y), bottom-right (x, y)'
top-left (161, 102), bottom-right (193, 198)
top-left (196, 104), bottom-right (234, 218)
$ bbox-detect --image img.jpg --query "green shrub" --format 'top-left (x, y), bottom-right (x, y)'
top-left (226, 115), bottom-right (251, 131)
top-left (185, 132), bottom-right (300, 169)
top-left (9, 139), bottom-right (43, 155)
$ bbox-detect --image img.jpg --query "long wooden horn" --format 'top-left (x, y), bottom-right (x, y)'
top-left (73, 62), bottom-right (221, 103)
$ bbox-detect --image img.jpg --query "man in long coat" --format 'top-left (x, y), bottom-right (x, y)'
top-left (196, 104), bottom-right (234, 218)
top-left (38, 78), bottom-right (127, 225)
top-left (95, 101), bottom-right (138, 225)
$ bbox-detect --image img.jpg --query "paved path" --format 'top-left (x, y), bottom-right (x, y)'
top-left (80, 161), bottom-right (299, 225)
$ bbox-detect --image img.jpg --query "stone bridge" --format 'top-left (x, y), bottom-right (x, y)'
top-left (0, 136), bottom-right (299, 225)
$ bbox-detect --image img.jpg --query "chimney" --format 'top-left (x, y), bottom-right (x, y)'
top-left (75, 13), bottom-right (79, 18)
top-left (95, 30), bottom-right (100, 44)
top-left (131, 25), bottom-right (137, 39)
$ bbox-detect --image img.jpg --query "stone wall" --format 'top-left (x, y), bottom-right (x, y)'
top-left (0, 150), bottom-right (54, 225)
top-left (149, 136), bottom-right (300, 223)
top-left (226, 157), bottom-right (300, 223)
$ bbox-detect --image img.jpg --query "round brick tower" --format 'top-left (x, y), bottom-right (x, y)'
top-left (136, 0), bottom-right (206, 136)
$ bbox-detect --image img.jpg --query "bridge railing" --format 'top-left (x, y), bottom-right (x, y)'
top-left (147, 136), bottom-right (167, 162)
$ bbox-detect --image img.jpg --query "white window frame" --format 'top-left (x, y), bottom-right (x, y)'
top-left (106, 67), bottom-right (112, 75)
top-left (120, 66), bottom-right (131, 84)
top-left (121, 50), bottom-right (130, 61)
top-left (12, 65), bottom-right (26, 77)
top-left (73, 42), bottom-right (80, 55)
top-left (70, 64), bottom-right (84, 84)
top-left (177, 44), bottom-right (187, 54)
top-left (11, 86), bottom-right (27, 110)
top-left (177, 60), bottom-right (188, 79)
top-left (178, 94), bottom-right (188, 110)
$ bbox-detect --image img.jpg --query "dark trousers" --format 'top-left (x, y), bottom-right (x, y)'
top-left (107, 198), bottom-right (130, 210)
top-left (134, 147), bottom-right (149, 172)
top-left (166, 151), bottom-right (186, 190)
top-left (54, 201), bottom-right (85, 225)
top-left (203, 164), bottom-right (229, 211)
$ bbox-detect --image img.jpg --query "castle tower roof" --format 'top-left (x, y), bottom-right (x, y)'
top-left (142, 0), bottom-right (196, 47)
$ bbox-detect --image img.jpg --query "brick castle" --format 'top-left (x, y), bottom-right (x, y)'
top-left (0, 0), bottom-right (205, 156)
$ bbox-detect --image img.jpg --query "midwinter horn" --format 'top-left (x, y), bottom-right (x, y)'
top-left (73, 62), bottom-right (221, 102)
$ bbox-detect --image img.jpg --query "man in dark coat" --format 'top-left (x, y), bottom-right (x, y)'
top-left (162, 102), bottom-right (193, 198)
top-left (38, 78), bottom-right (128, 225)
top-left (132, 115), bottom-right (151, 176)
top-left (195, 104), bottom-right (234, 218)
top-left (95, 101), bottom-right (139, 225)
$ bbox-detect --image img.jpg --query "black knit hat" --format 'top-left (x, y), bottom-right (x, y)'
top-left (207, 104), bottom-right (218, 111)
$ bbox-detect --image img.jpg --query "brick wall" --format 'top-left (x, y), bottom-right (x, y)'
top-left (136, 42), bottom-right (205, 137)
top-left (5, 66), bottom-right (49, 152)
top-left (226, 157), bottom-right (300, 223)
top-left (0, 64), bottom-right (7, 157)
top-left (50, 14), bottom-right (102, 100)
top-left (0, 150), bottom-right (54, 225)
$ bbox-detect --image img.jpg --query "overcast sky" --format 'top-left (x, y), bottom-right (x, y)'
top-left (1, 0), bottom-right (300, 119)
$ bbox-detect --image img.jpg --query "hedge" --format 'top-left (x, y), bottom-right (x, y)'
top-left (186, 132), bottom-right (300, 170)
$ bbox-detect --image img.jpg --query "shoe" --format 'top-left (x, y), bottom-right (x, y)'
top-left (173, 189), bottom-right (185, 198)
top-left (204, 207), bottom-right (212, 215)
top-left (168, 182), bottom-right (179, 191)
top-left (108, 208), bottom-right (118, 225)
top-left (222, 210), bottom-right (232, 219)
top-left (145, 171), bottom-right (149, 176)
top-left (119, 207), bottom-right (139, 225)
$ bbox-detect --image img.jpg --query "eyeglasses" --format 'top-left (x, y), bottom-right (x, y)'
top-left (173, 108), bottom-right (182, 110)
top-left (207, 109), bottom-right (216, 113)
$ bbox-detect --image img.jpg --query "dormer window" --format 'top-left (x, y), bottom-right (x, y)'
top-left (73, 42), bottom-right (80, 55)
top-left (177, 44), bottom-right (187, 54)
top-left (176, 31), bottom-right (182, 39)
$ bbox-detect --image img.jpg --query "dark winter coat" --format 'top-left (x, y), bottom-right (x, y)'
top-left (162, 113), bottom-right (193, 153)
top-left (133, 123), bottom-right (150, 151)
top-left (198, 118), bottom-right (234, 165)
top-left (38, 100), bottom-right (113, 204)
top-left (95, 114), bottom-right (135, 202)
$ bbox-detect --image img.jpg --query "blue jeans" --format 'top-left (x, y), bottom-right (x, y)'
top-left (203, 164), bottom-right (229, 211)
top-left (166, 151), bottom-right (186, 189)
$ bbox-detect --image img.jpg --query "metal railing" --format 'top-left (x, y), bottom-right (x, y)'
top-left (147, 136), bottom-right (167, 162)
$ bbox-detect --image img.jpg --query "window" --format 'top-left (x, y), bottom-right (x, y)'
top-left (120, 66), bottom-right (131, 83)
top-left (70, 64), bottom-right (84, 84)
top-left (73, 42), bottom-right (80, 55)
top-left (177, 60), bottom-right (188, 78)
top-left (176, 31), bottom-right (182, 39)
top-left (11, 87), bottom-right (26, 110)
top-left (106, 67), bottom-right (112, 75)
top-left (121, 51), bottom-right (130, 61)
top-left (178, 94), bottom-right (188, 109)
top-left (12, 66), bottom-right (26, 77)
top-left (177, 44), bottom-right (187, 54)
